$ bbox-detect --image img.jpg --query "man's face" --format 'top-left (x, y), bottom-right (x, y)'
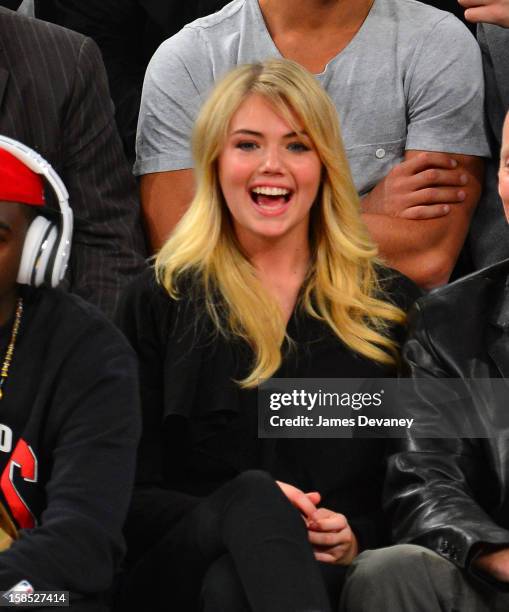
top-left (0, 201), bottom-right (32, 301)
top-left (499, 113), bottom-right (509, 223)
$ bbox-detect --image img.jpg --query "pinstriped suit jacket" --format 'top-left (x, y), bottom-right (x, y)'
top-left (0, 7), bottom-right (147, 317)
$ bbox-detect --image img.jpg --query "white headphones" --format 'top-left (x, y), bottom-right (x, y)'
top-left (0, 135), bottom-right (73, 288)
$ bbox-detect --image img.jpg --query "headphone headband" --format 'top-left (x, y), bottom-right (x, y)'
top-left (0, 135), bottom-right (73, 288)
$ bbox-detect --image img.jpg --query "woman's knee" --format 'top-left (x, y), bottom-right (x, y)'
top-left (231, 470), bottom-right (278, 497)
top-left (223, 470), bottom-right (288, 513)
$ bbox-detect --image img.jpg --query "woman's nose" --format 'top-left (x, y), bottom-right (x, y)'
top-left (259, 146), bottom-right (284, 173)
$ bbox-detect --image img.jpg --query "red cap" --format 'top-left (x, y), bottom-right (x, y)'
top-left (0, 148), bottom-right (45, 206)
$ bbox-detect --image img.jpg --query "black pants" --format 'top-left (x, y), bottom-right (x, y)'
top-left (119, 471), bottom-right (331, 612)
top-left (200, 552), bottom-right (348, 611)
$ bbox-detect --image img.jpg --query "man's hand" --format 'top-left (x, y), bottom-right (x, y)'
top-left (307, 507), bottom-right (359, 565)
top-left (474, 547), bottom-right (509, 582)
top-left (458, 0), bottom-right (509, 27)
top-left (362, 152), bottom-right (468, 220)
top-left (361, 150), bottom-right (483, 288)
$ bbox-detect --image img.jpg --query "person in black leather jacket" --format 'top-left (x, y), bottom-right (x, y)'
top-left (339, 111), bottom-right (509, 611)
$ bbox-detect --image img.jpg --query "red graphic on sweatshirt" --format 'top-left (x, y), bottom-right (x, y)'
top-left (0, 439), bottom-right (38, 529)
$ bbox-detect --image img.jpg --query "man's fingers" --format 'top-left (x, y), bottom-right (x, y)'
top-left (402, 152), bottom-right (458, 175)
top-left (464, 6), bottom-right (506, 24)
top-left (406, 187), bottom-right (466, 207)
top-left (456, 1), bottom-right (509, 26)
top-left (400, 204), bottom-right (451, 220)
top-left (411, 168), bottom-right (468, 191)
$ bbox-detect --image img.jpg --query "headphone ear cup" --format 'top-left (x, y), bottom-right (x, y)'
top-left (17, 216), bottom-right (58, 287)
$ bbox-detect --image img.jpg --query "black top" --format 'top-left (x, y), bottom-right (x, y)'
top-left (117, 268), bottom-right (420, 561)
top-left (0, 287), bottom-right (140, 597)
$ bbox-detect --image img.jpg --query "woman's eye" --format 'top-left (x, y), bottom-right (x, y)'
top-left (235, 141), bottom-right (258, 151)
top-left (287, 141), bottom-right (310, 152)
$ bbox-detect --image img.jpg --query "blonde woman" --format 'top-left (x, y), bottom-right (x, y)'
top-left (117, 59), bottom-right (420, 611)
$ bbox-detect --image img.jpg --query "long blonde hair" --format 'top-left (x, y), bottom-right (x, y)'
top-left (156, 59), bottom-right (406, 387)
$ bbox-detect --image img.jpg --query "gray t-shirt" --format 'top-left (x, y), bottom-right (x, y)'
top-left (135, 0), bottom-right (489, 195)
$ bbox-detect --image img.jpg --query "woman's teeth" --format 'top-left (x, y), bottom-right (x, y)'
top-left (252, 186), bottom-right (290, 196)
top-left (250, 187), bottom-right (291, 205)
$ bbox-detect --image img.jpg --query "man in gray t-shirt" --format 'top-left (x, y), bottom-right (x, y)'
top-left (136, 0), bottom-right (488, 288)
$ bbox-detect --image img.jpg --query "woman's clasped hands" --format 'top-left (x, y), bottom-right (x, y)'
top-left (276, 481), bottom-right (359, 566)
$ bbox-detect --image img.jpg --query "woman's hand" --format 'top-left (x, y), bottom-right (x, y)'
top-left (276, 480), bottom-right (320, 519)
top-left (276, 482), bottom-right (358, 565)
top-left (307, 507), bottom-right (359, 565)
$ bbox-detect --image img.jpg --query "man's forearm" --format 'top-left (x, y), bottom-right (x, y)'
top-left (362, 213), bottom-right (459, 288)
top-left (361, 152), bottom-right (483, 288)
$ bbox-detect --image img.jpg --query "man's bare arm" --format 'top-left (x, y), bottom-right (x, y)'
top-left (140, 169), bottom-right (195, 252)
top-left (362, 151), bottom-right (484, 289)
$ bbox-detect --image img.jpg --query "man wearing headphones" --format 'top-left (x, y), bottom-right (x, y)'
top-left (0, 137), bottom-right (140, 611)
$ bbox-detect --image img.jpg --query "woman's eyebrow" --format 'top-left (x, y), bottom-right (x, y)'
top-left (286, 131), bottom-right (310, 139)
top-left (0, 221), bottom-right (11, 232)
top-left (230, 129), bottom-right (308, 138)
top-left (231, 129), bottom-right (263, 136)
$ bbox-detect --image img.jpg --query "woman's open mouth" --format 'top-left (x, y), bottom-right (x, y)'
top-left (250, 186), bottom-right (292, 215)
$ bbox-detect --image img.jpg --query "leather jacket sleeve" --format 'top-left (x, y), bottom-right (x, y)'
top-left (385, 300), bottom-right (509, 584)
